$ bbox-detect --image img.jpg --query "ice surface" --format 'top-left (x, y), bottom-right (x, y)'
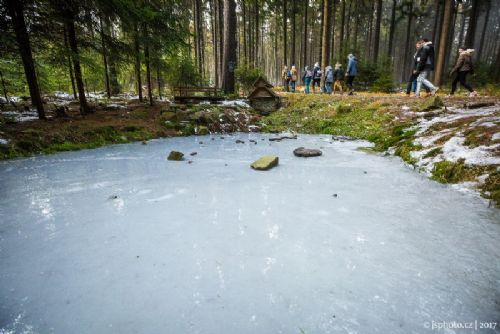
top-left (0, 134), bottom-right (499, 334)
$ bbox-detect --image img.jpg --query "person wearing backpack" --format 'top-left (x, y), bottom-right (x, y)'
top-left (448, 48), bottom-right (477, 97)
top-left (414, 39), bottom-right (439, 97)
top-left (312, 62), bottom-right (322, 93)
top-left (324, 66), bottom-right (334, 94)
top-left (281, 65), bottom-right (290, 92)
top-left (333, 63), bottom-right (344, 94)
top-left (302, 66), bottom-right (313, 94)
top-left (345, 54), bottom-right (358, 95)
top-left (290, 65), bottom-right (298, 93)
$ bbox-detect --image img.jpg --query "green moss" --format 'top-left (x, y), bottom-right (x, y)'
top-left (480, 171), bottom-right (500, 207)
top-left (394, 140), bottom-right (421, 165)
top-left (430, 159), bottom-right (490, 184)
top-left (423, 147), bottom-right (443, 159)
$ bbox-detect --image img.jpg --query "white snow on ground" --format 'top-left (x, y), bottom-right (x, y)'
top-left (0, 138), bottom-right (9, 145)
top-left (105, 103), bottom-right (126, 109)
top-left (441, 136), bottom-right (500, 165)
top-left (222, 99), bottom-right (251, 108)
top-left (492, 132), bottom-right (500, 141)
top-left (53, 91), bottom-right (72, 100)
top-left (0, 111), bottom-right (39, 122)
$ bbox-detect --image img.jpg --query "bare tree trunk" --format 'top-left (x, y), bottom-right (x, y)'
top-left (0, 71), bottom-right (9, 103)
top-left (65, 11), bottom-right (90, 114)
top-left (255, 0), bottom-right (260, 67)
top-left (63, 27), bottom-right (77, 99)
top-left (156, 68), bottom-right (162, 100)
top-left (210, 0), bottom-right (219, 87)
top-left (143, 24), bottom-right (153, 106)
top-left (339, 0), bottom-right (345, 59)
top-left (435, 0), bottom-right (454, 86)
top-left (321, 0), bottom-right (332, 89)
top-left (372, 0), bottom-right (382, 63)
top-left (387, 0), bottom-right (397, 60)
top-left (464, 0), bottom-right (479, 48)
top-left (477, 0), bottom-right (491, 61)
top-left (99, 17), bottom-right (111, 98)
top-left (303, 0), bottom-right (309, 69)
top-left (401, 1), bottom-right (414, 82)
top-left (134, 27), bottom-right (143, 102)
top-left (217, 0), bottom-right (224, 85)
top-left (330, 0), bottom-right (336, 64)
top-left (319, 0), bottom-right (324, 66)
top-left (222, 0), bottom-right (237, 93)
top-left (5, 0), bottom-right (45, 119)
top-left (283, 0), bottom-right (288, 66)
top-left (291, 0), bottom-right (296, 66)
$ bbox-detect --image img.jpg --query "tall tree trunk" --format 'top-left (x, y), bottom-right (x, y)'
top-left (242, 1), bottom-right (247, 62)
top-left (387, 0), bottom-right (397, 59)
top-left (432, 0), bottom-right (441, 45)
top-left (218, 0), bottom-right (224, 85)
top-left (210, 0), bottom-right (219, 86)
top-left (330, 0), bottom-right (336, 64)
top-left (283, 0), bottom-right (288, 66)
top-left (318, 0), bottom-right (324, 66)
top-left (303, 0), bottom-right (309, 69)
top-left (134, 28), bottom-right (143, 102)
top-left (5, 0), bottom-right (45, 119)
top-left (65, 11), bottom-right (90, 115)
top-left (222, 0), bottom-right (237, 93)
top-left (495, 44), bottom-right (500, 82)
top-left (372, 0), bottom-right (382, 63)
top-left (99, 17), bottom-right (111, 98)
top-left (156, 68), bottom-right (162, 100)
top-left (435, 0), bottom-right (454, 86)
top-left (321, 0), bottom-right (332, 88)
top-left (464, 0), bottom-right (479, 48)
top-left (0, 71), bottom-right (9, 103)
top-left (255, 0), bottom-right (260, 67)
top-left (63, 27), bottom-right (77, 99)
top-left (477, 0), bottom-right (491, 61)
top-left (144, 41), bottom-right (153, 106)
top-left (339, 0), bottom-right (345, 59)
top-left (291, 0), bottom-right (296, 65)
top-left (401, 1), bottom-right (413, 82)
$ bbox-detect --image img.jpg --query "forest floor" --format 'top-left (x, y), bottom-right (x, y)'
top-left (0, 90), bottom-right (499, 206)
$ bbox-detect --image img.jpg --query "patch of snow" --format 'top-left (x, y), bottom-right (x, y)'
top-left (0, 138), bottom-right (9, 145)
top-left (441, 136), bottom-right (500, 165)
top-left (0, 111), bottom-right (39, 122)
top-left (221, 99), bottom-right (250, 108)
top-left (492, 132), bottom-right (500, 141)
top-left (53, 91), bottom-right (72, 100)
top-left (106, 103), bottom-right (125, 110)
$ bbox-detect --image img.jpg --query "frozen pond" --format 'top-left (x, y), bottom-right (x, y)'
top-left (1, 134), bottom-right (499, 334)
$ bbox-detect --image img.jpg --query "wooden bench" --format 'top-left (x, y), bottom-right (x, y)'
top-left (173, 86), bottom-right (225, 104)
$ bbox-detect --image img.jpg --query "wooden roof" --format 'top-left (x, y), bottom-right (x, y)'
top-left (247, 86), bottom-right (279, 99)
top-left (253, 76), bottom-right (274, 88)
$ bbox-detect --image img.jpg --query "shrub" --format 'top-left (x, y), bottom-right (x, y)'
top-left (235, 60), bottom-right (265, 95)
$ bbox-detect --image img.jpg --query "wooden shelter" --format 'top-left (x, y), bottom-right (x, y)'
top-left (247, 76), bottom-right (280, 114)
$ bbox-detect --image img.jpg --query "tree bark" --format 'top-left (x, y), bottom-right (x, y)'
top-left (435, 0), bottom-right (454, 86)
top-left (464, 0), bottom-right (479, 48)
top-left (156, 68), bottom-right (162, 100)
top-left (144, 39), bottom-right (153, 106)
top-left (387, 0), bottom-right (397, 59)
top-left (302, 0), bottom-right (309, 69)
top-left (339, 0), bottom-right (345, 59)
top-left (477, 0), bottom-right (491, 61)
top-left (283, 0), bottom-right (287, 66)
top-left (0, 71), bottom-right (9, 103)
top-left (134, 27), bottom-right (143, 102)
top-left (372, 0), bottom-right (382, 63)
top-left (291, 0), bottom-right (296, 66)
top-left (222, 0), bottom-right (237, 93)
top-left (5, 0), bottom-right (45, 119)
top-left (321, 0), bottom-right (332, 89)
top-left (319, 0), bottom-right (324, 66)
top-left (99, 17), bottom-right (111, 98)
top-left (65, 10), bottom-right (90, 115)
top-left (401, 1), bottom-right (414, 82)
top-left (63, 27), bottom-right (77, 99)
top-left (330, 0), bottom-right (336, 64)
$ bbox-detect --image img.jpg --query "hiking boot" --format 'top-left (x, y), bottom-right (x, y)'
top-left (431, 87), bottom-right (439, 96)
top-left (469, 91), bottom-right (478, 97)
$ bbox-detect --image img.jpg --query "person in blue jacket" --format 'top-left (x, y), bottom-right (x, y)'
top-left (345, 54), bottom-right (358, 95)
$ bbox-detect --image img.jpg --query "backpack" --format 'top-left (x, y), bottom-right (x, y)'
top-left (326, 70), bottom-right (334, 82)
top-left (287, 70), bottom-right (292, 80)
top-left (305, 70), bottom-right (313, 78)
top-left (315, 70), bottom-right (322, 79)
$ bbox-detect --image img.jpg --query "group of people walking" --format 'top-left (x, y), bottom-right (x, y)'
top-left (282, 38), bottom-right (477, 97)
top-left (281, 54), bottom-right (358, 95)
